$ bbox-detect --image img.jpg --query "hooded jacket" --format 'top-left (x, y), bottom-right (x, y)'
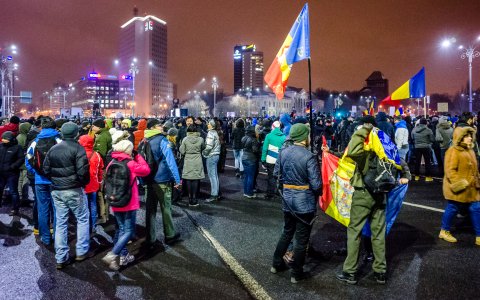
top-left (280, 114), bottom-right (292, 136)
top-left (435, 117), bottom-right (454, 149)
top-left (179, 132), bottom-right (205, 180)
top-left (232, 119), bottom-right (245, 150)
top-left (25, 128), bottom-right (62, 185)
top-left (443, 126), bottom-right (480, 203)
top-left (110, 152), bottom-right (150, 212)
top-left (0, 138), bottom-right (24, 175)
top-left (93, 127), bottom-right (112, 160)
top-left (375, 112), bottom-right (395, 141)
top-left (0, 122), bottom-right (19, 140)
top-left (394, 120), bottom-right (409, 149)
top-left (16, 122), bottom-right (32, 150)
top-left (79, 135), bottom-right (104, 193)
top-left (241, 126), bottom-right (260, 162)
top-left (411, 124), bottom-right (434, 149)
top-left (261, 127), bottom-right (286, 164)
top-left (133, 119), bottom-right (147, 150)
top-left (145, 129), bottom-right (181, 185)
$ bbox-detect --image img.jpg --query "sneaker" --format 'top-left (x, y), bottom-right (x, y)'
top-left (102, 251), bottom-right (120, 271)
top-left (33, 228), bottom-right (39, 236)
top-left (270, 263), bottom-right (288, 274)
top-left (120, 253), bottom-right (135, 266)
top-left (439, 229), bottom-right (457, 243)
top-left (374, 272), bottom-right (386, 284)
top-left (56, 258), bottom-right (72, 270)
top-left (165, 233), bottom-right (181, 245)
top-left (475, 236), bottom-right (480, 246)
top-left (205, 196), bottom-right (218, 203)
top-left (75, 252), bottom-right (94, 262)
top-left (243, 194), bottom-right (256, 199)
top-left (425, 176), bottom-right (433, 182)
top-left (336, 272), bottom-right (358, 284)
top-left (189, 199), bottom-right (199, 207)
top-left (414, 176), bottom-right (420, 181)
top-left (291, 272), bottom-right (311, 284)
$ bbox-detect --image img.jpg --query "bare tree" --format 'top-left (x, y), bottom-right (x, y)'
top-left (182, 97), bottom-right (209, 117)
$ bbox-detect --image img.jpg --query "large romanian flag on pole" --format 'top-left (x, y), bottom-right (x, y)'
top-left (381, 67), bottom-right (426, 105)
top-left (264, 3), bottom-right (310, 100)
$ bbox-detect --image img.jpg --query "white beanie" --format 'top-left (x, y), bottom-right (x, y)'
top-left (111, 129), bottom-right (129, 145)
top-left (112, 140), bottom-right (133, 156)
top-left (272, 121), bottom-right (281, 129)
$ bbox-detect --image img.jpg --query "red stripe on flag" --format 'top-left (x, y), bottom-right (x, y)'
top-left (264, 58), bottom-right (285, 100)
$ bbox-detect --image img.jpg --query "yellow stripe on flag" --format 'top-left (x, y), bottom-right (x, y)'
top-left (391, 80), bottom-right (410, 100)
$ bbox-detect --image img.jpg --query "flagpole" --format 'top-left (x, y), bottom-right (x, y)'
top-left (308, 58), bottom-right (313, 152)
top-left (423, 96), bottom-right (427, 118)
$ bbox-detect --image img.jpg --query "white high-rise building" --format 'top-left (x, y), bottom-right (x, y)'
top-left (119, 9), bottom-right (168, 117)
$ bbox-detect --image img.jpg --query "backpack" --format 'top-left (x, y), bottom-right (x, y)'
top-left (29, 136), bottom-right (57, 176)
top-left (103, 159), bottom-right (134, 207)
top-left (363, 155), bottom-right (397, 194)
top-left (137, 138), bottom-right (160, 184)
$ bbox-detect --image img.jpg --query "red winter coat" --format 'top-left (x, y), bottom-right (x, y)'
top-left (110, 152), bottom-right (150, 212)
top-left (133, 119), bottom-right (147, 150)
top-left (79, 135), bottom-right (104, 194)
top-left (0, 123), bottom-right (19, 141)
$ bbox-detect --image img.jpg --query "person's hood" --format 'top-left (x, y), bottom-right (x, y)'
top-left (3, 123), bottom-right (19, 132)
top-left (29, 126), bottom-right (41, 134)
top-left (453, 126), bottom-right (476, 149)
top-left (394, 120), bottom-right (407, 129)
top-left (186, 131), bottom-right (201, 143)
top-left (105, 119), bottom-right (113, 129)
top-left (19, 122), bottom-right (32, 134)
top-left (137, 119), bottom-right (147, 131)
top-left (438, 122), bottom-right (452, 130)
top-left (111, 151), bottom-right (131, 161)
top-left (144, 129), bottom-right (163, 139)
top-left (280, 113), bottom-right (291, 125)
top-left (271, 127), bottom-right (285, 136)
top-left (78, 134), bottom-right (94, 151)
top-left (121, 119), bottom-right (132, 128)
top-left (245, 125), bottom-right (256, 136)
top-left (375, 112), bottom-right (388, 122)
top-left (37, 128), bottom-right (60, 139)
top-left (415, 124), bottom-right (428, 132)
top-left (438, 116), bottom-right (449, 124)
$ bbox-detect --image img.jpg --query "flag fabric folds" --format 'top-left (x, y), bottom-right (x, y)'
top-left (264, 3), bottom-right (310, 100)
top-left (319, 129), bottom-right (405, 227)
top-left (391, 67), bottom-right (426, 100)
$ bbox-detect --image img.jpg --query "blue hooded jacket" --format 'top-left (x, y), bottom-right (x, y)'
top-left (25, 128), bottom-right (62, 185)
top-left (394, 120), bottom-right (408, 130)
top-left (280, 114), bottom-right (292, 137)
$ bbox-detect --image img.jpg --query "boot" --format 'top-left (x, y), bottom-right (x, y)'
top-left (189, 198), bottom-right (199, 207)
top-left (102, 251), bottom-right (120, 271)
top-left (475, 236), bottom-right (480, 246)
top-left (439, 229), bottom-right (457, 243)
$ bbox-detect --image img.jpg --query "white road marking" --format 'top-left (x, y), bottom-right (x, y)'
top-left (403, 202), bottom-right (445, 213)
top-left (225, 164), bottom-right (267, 176)
top-left (183, 210), bottom-right (272, 300)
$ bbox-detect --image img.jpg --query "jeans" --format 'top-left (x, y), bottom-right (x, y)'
top-left (86, 192), bottom-right (97, 232)
top-left (397, 146), bottom-right (408, 161)
top-left (206, 155), bottom-right (220, 197)
top-left (441, 201), bottom-right (480, 236)
top-left (35, 184), bottom-right (55, 245)
top-left (113, 210), bottom-right (136, 256)
top-left (233, 149), bottom-right (244, 172)
top-left (0, 173), bottom-right (20, 210)
top-left (52, 188), bottom-right (90, 263)
top-left (414, 148), bottom-right (432, 176)
top-left (272, 212), bottom-right (314, 277)
top-left (266, 163), bottom-right (276, 197)
top-left (146, 183), bottom-right (176, 244)
top-left (242, 159), bottom-right (256, 196)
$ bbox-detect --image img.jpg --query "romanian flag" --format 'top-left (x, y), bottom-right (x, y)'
top-left (362, 100), bottom-right (375, 116)
top-left (264, 3), bottom-right (310, 100)
top-left (395, 107), bottom-right (404, 116)
top-left (382, 67), bottom-right (426, 105)
top-left (320, 129), bottom-right (404, 226)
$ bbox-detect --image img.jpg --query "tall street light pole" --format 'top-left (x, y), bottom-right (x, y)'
top-left (460, 45), bottom-right (480, 112)
top-left (129, 62), bottom-right (139, 117)
top-left (212, 77), bottom-right (218, 117)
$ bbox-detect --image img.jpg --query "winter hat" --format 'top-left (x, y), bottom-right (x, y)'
top-left (55, 118), bottom-right (68, 130)
top-left (9, 116), bottom-right (20, 124)
top-left (61, 122), bottom-right (79, 139)
top-left (93, 118), bottom-right (105, 128)
top-left (289, 123), bottom-right (310, 142)
top-left (111, 129), bottom-right (129, 144)
top-left (81, 121), bottom-right (90, 128)
top-left (168, 127), bottom-right (178, 137)
top-left (121, 119), bottom-right (132, 128)
top-left (113, 140), bottom-right (133, 156)
top-left (163, 120), bottom-right (174, 132)
top-left (293, 116), bottom-right (308, 124)
top-left (360, 115), bottom-right (377, 126)
top-left (439, 116), bottom-right (449, 124)
top-left (272, 121), bottom-right (281, 129)
top-left (1, 131), bottom-right (15, 142)
top-left (147, 118), bottom-right (161, 129)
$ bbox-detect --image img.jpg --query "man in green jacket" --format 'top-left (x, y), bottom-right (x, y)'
top-left (16, 122), bottom-right (32, 202)
top-left (261, 121), bottom-right (286, 199)
top-left (92, 118), bottom-right (112, 224)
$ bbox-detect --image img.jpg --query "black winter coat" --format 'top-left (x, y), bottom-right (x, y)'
top-left (43, 138), bottom-right (90, 190)
top-left (241, 130), bottom-right (260, 162)
top-left (0, 141), bottom-right (24, 175)
top-left (232, 127), bottom-right (245, 150)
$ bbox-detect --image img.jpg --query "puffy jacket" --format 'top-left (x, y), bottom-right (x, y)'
top-left (280, 114), bottom-right (292, 136)
top-left (241, 126), bottom-right (260, 162)
top-left (261, 127), bottom-right (286, 164)
top-left (179, 132), bottom-right (205, 180)
top-left (16, 122), bottom-right (32, 150)
top-left (232, 126), bottom-right (245, 150)
top-left (43, 138), bottom-right (90, 190)
top-left (203, 129), bottom-right (221, 158)
top-left (412, 124), bottom-right (434, 149)
top-left (436, 119), bottom-right (454, 149)
top-left (274, 144), bottom-right (322, 214)
top-left (394, 120), bottom-right (409, 149)
top-left (146, 129), bottom-right (181, 185)
top-left (376, 112), bottom-right (395, 141)
top-left (79, 135), bottom-right (104, 194)
top-left (93, 127), bottom-right (112, 160)
top-left (0, 140), bottom-right (24, 175)
top-left (25, 128), bottom-right (62, 185)
top-left (133, 119), bottom-right (147, 150)
top-left (110, 152), bottom-right (150, 212)
top-left (0, 122), bottom-right (19, 140)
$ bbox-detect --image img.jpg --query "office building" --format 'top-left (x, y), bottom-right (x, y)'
top-left (233, 44), bottom-right (264, 93)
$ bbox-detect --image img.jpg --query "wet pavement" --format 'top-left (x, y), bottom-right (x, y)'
top-left (1, 153), bottom-right (479, 300)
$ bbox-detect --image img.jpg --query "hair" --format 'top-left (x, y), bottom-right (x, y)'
top-left (187, 124), bottom-right (197, 133)
top-left (419, 118), bottom-right (428, 125)
top-left (41, 117), bottom-right (56, 129)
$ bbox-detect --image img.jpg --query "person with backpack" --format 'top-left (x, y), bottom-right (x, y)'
top-left (0, 131), bottom-right (25, 215)
top-left (141, 119), bottom-right (182, 249)
top-left (133, 118), bottom-right (147, 150)
top-left (203, 119), bottom-right (221, 202)
top-left (25, 117), bottom-right (62, 246)
top-left (43, 122), bottom-right (90, 269)
top-left (102, 139), bottom-right (150, 270)
top-left (79, 135), bottom-right (104, 234)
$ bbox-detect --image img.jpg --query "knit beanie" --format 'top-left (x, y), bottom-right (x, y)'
top-left (121, 119), bottom-right (132, 128)
top-left (272, 121), bottom-right (281, 129)
top-left (111, 129), bottom-right (130, 144)
top-left (113, 140), bottom-right (133, 156)
top-left (289, 123), bottom-right (309, 142)
top-left (61, 122), bottom-right (79, 139)
top-left (168, 127), bottom-right (178, 137)
top-left (147, 118), bottom-right (161, 129)
top-left (93, 118), bottom-right (105, 128)
top-left (55, 118), bottom-right (68, 130)
top-left (163, 121), bottom-right (174, 132)
top-left (1, 131), bottom-right (15, 142)
top-left (9, 116), bottom-right (20, 124)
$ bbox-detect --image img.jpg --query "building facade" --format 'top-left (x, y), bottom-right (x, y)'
top-left (233, 44), bottom-right (264, 93)
top-left (360, 71), bottom-right (389, 100)
top-left (119, 12), bottom-right (169, 117)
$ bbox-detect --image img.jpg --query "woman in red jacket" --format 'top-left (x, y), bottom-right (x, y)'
top-left (102, 139), bottom-right (150, 270)
top-left (79, 135), bottom-right (104, 233)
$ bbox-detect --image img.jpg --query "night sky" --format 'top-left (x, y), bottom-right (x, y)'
top-left (1, 0), bottom-right (479, 106)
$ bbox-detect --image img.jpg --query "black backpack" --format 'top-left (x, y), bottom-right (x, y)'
top-left (364, 155), bottom-right (397, 194)
top-left (103, 159), bottom-right (134, 207)
top-left (29, 137), bottom-right (57, 176)
top-left (137, 138), bottom-right (160, 184)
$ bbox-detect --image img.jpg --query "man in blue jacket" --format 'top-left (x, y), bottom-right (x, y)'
top-left (25, 117), bottom-right (62, 246)
top-left (144, 119), bottom-right (182, 248)
top-left (271, 123), bottom-right (322, 284)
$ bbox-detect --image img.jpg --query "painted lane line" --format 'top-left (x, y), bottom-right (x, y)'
top-left (403, 202), bottom-right (445, 213)
top-left (225, 164), bottom-right (268, 176)
top-left (182, 209), bottom-right (272, 300)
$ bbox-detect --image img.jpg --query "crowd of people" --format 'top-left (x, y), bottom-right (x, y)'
top-left (0, 110), bottom-right (478, 283)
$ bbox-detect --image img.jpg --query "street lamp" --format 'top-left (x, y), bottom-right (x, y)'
top-left (212, 77), bottom-right (218, 117)
top-left (129, 61), bottom-right (139, 117)
top-left (441, 36), bottom-right (480, 112)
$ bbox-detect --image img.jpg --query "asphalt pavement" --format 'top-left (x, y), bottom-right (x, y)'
top-left (0, 152), bottom-right (479, 300)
